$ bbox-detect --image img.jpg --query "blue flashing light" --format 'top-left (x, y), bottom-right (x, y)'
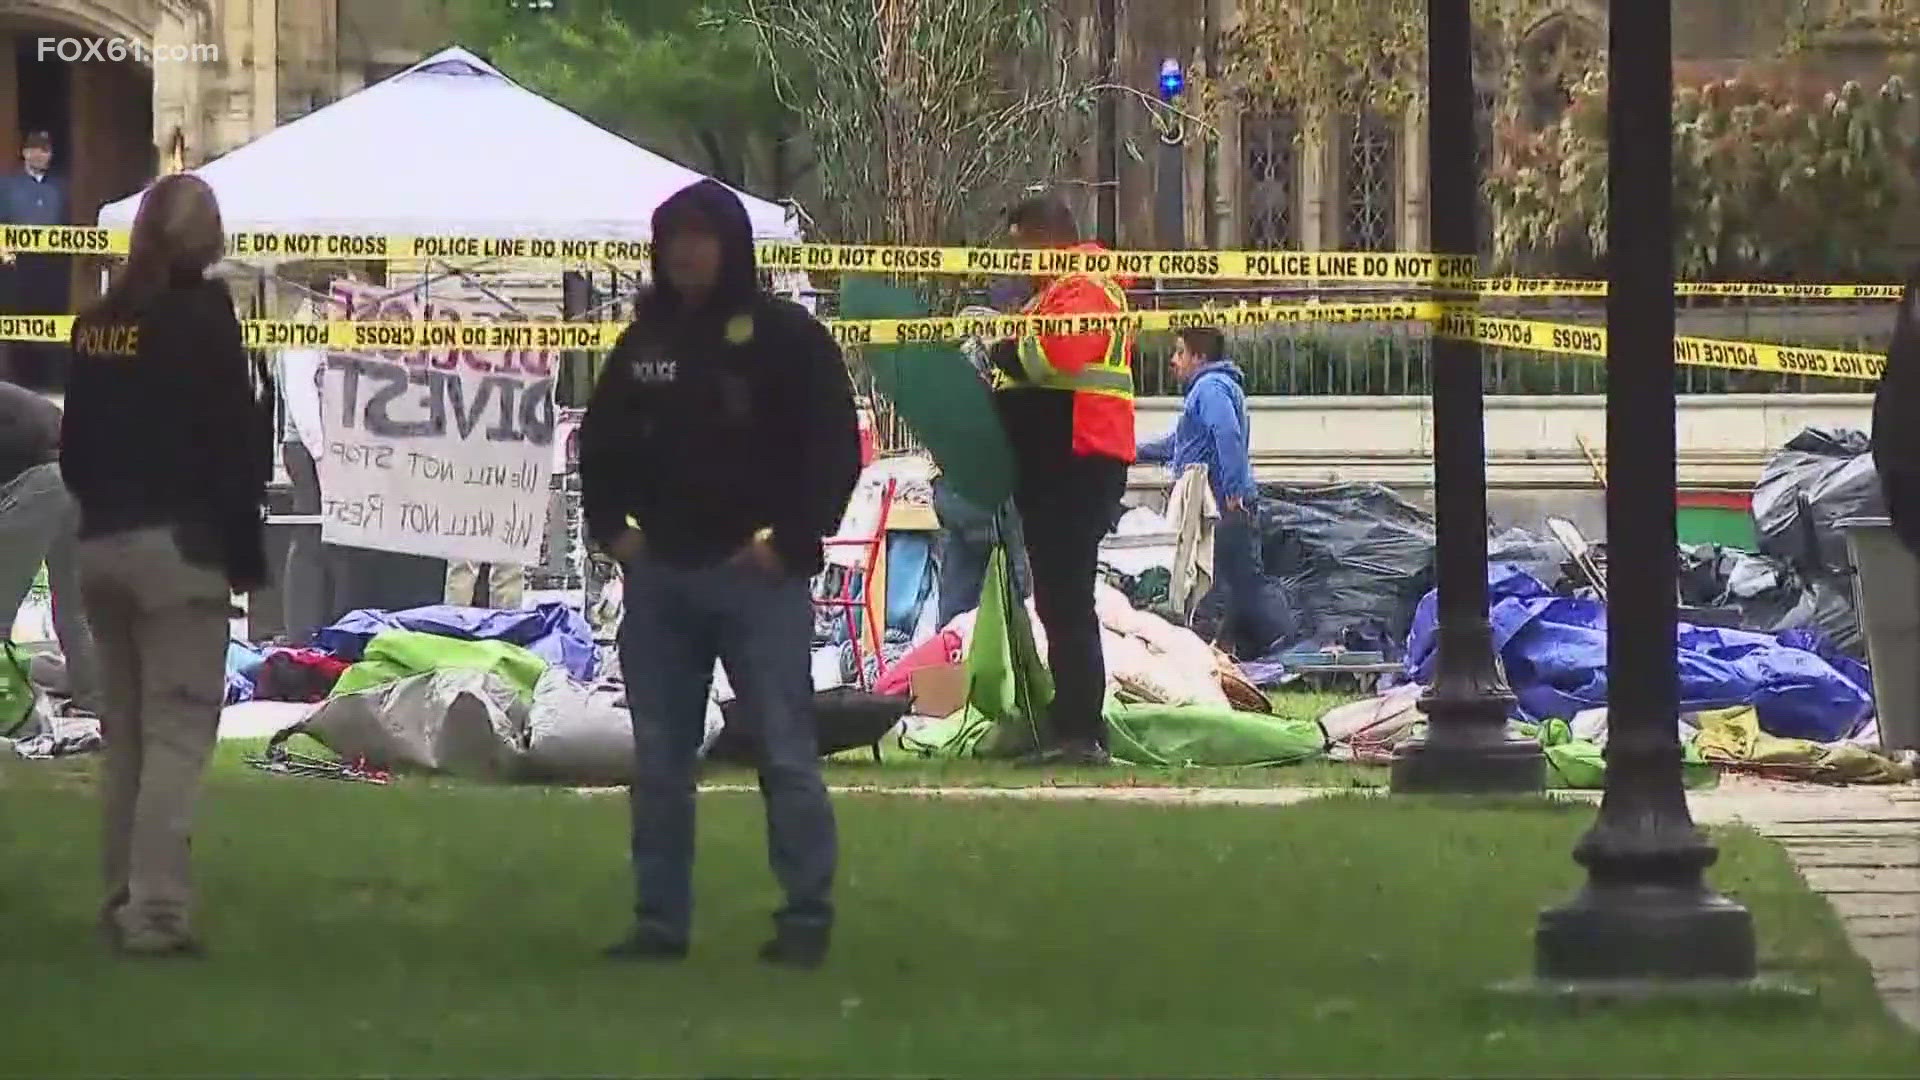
top-left (1158, 59), bottom-right (1184, 100)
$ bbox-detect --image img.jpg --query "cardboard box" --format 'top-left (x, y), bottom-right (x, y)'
top-left (908, 662), bottom-right (970, 718)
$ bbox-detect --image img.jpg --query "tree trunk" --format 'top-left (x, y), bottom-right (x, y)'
top-left (772, 127), bottom-right (792, 200)
top-left (698, 129), bottom-right (740, 186)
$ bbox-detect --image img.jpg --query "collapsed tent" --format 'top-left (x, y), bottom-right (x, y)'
top-left (1253, 483), bottom-right (1436, 658)
top-left (1404, 564), bottom-right (1872, 742)
top-left (282, 628), bottom-right (717, 781)
top-left (317, 603), bottom-right (597, 683)
top-left (901, 549), bottom-right (1328, 766)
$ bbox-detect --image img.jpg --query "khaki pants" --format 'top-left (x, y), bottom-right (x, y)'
top-left (445, 560), bottom-right (525, 609)
top-left (78, 527), bottom-right (231, 941)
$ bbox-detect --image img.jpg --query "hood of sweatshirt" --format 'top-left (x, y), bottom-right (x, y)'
top-left (646, 178), bottom-right (760, 317)
top-left (1184, 358), bottom-right (1246, 393)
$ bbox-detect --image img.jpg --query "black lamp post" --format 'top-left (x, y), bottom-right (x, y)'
top-left (1390, 0), bottom-right (1546, 795)
top-left (1095, 0), bottom-right (1119, 246)
top-left (1533, 0), bottom-right (1757, 985)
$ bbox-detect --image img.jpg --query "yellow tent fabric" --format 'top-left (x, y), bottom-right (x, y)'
top-left (1693, 707), bottom-right (1915, 784)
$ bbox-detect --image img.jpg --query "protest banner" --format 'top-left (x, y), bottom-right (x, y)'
top-left (314, 281), bottom-right (557, 564)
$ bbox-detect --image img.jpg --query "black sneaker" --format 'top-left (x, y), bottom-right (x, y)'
top-left (758, 929), bottom-right (829, 970)
top-left (1017, 740), bottom-right (1112, 768)
top-left (602, 930), bottom-right (689, 962)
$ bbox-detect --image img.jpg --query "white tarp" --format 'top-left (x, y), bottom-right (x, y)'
top-left (314, 280), bottom-right (555, 564)
top-left (97, 47), bottom-right (797, 243)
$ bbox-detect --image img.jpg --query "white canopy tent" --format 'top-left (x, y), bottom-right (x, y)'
top-left (91, 47), bottom-right (813, 609)
top-left (97, 46), bottom-right (798, 242)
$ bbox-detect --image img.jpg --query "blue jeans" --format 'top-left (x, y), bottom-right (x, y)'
top-left (617, 556), bottom-right (835, 943)
top-left (933, 477), bottom-right (1030, 628)
top-left (1214, 508), bottom-right (1286, 658)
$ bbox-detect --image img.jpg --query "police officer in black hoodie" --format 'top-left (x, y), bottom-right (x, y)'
top-left (580, 179), bottom-right (861, 968)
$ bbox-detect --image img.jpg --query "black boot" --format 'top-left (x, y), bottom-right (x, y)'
top-left (758, 926), bottom-right (830, 969)
top-left (602, 928), bottom-right (689, 962)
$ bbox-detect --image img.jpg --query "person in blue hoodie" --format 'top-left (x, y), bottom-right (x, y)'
top-left (1137, 327), bottom-right (1286, 658)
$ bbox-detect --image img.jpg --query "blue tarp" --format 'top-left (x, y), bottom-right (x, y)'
top-left (1405, 565), bottom-right (1872, 743)
top-left (885, 531), bottom-right (936, 633)
top-left (315, 602), bottom-right (598, 683)
top-left (225, 640), bottom-right (263, 705)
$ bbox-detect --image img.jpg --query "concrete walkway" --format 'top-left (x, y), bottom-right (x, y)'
top-left (1692, 778), bottom-right (1919, 1031)
top-left (712, 776), bottom-right (1917, 1029)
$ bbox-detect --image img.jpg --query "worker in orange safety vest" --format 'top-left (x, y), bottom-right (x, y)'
top-left (983, 194), bottom-right (1136, 766)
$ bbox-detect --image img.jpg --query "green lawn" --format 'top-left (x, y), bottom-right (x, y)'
top-left (2, 754), bottom-right (1915, 1077)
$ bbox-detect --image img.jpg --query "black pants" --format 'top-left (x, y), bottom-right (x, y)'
top-left (1012, 453), bottom-right (1126, 747)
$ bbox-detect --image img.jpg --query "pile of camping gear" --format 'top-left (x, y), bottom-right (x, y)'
top-left (8, 425), bottom-right (1913, 788)
top-left (1291, 425), bottom-right (1914, 788)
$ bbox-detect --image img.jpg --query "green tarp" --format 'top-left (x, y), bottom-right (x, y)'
top-left (840, 275), bottom-right (1015, 509)
top-left (1520, 718), bottom-right (1719, 791)
top-left (0, 645), bottom-right (35, 738)
top-left (330, 630), bottom-right (548, 704)
top-left (899, 546), bottom-right (1327, 767)
top-left (1108, 703), bottom-right (1326, 768)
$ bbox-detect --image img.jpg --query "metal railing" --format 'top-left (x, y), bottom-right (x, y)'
top-left (1126, 287), bottom-right (1893, 397)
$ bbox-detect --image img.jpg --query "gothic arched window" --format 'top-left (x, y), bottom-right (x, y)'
top-left (1243, 112), bottom-right (1300, 249)
top-left (1340, 111), bottom-right (1399, 252)
top-left (1519, 13), bottom-right (1602, 129)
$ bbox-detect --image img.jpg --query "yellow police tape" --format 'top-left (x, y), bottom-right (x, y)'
top-left (1475, 278), bottom-right (1905, 300)
top-left (0, 302), bottom-right (1435, 350)
top-left (0, 303), bottom-right (1889, 383)
top-left (2, 223), bottom-right (1906, 297)
top-left (1433, 311), bottom-right (1888, 382)
top-left (1, 223), bottom-right (1471, 282)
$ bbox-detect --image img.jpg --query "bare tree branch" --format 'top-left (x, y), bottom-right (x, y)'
top-left (716, 0), bottom-right (1173, 248)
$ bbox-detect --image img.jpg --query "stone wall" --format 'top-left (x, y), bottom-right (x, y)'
top-left (1128, 391), bottom-right (1875, 537)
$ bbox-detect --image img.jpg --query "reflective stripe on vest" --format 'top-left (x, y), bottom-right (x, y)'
top-left (1005, 273), bottom-right (1134, 400)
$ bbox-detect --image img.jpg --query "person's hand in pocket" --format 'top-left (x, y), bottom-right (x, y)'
top-left (608, 528), bottom-right (646, 564)
top-left (732, 528), bottom-right (785, 577)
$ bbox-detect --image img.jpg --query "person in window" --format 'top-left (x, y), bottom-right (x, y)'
top-left (579, 179), bottom-right (860, 968)
top-left (0, 132), bottom-right (72, 390)
top-left (62, 173), bottom-right (273, 958)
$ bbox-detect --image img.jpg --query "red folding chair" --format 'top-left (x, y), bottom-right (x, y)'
top-left (816, 477), bottom-right (896, 691)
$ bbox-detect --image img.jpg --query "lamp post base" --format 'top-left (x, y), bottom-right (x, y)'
top-left (1536, 885), bottom-right (1757, 983)
top-left (1390, 736), bottom-right (1547, 795)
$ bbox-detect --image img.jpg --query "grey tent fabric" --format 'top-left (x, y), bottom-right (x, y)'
top-left (285, 669), bottom-right (530, 779)
top-left (282, 667), bottom-right (727, 783)
top-left (523, 668), bottom-right (723, 784)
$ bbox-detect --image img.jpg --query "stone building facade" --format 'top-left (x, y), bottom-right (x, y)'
top-left (1082, 0), bottom-right (1909, 253)
top-left (0, 0), bottom-right (444, 245)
